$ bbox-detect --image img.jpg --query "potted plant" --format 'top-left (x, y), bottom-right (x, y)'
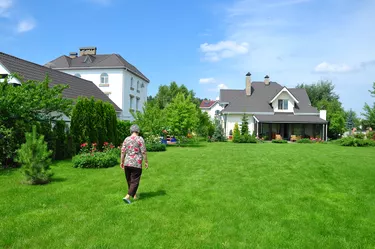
top-left (229, 130), bottom-right (233, 140)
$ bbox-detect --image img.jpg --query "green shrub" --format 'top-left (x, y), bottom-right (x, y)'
top-left (338, 137), bottom-right (375, 147)
top-left (272, 139), bottom-right (287, 144)
top-left (354, 133), bottom-right (365, 139)
top-left (233, 134), bottom-right (257, 143)
top-left (16, 126), bottom-right (53, 184)
top-left (146, 143), bottom-right (167, 152)
top-left (296, 138), bottom-right (312, 144)
top-left (117, 120), bottom-right (132, 145)
top-left (211, 118), bottom-right (227, 142)
top-left (367, 131), bottom-right (375, 140)
top-left (72, 152), bottom-right (118, 168)
top-left (52, 120), bottom-right (68, 160)
top-left (70, 97), bottom-right (118, 151)
top-left (233, 123), bottom-right (241, 143)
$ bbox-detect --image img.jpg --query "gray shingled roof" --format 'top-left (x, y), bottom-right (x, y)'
top-left (220, 82), bottom-right (318, 114)
top-left (254, 113), bottom-right (327, 124)
top-left (0, 52), bottom-right (121, 112)
top-left (46, 54), bottom-right (150, 83)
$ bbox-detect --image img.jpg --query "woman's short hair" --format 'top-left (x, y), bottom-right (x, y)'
top-left (130, 124), bottom-right (140, 134)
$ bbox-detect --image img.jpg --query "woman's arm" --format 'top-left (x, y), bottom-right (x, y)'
top-left (120, 140), bottom-right (126, 169)
top-left (140, 137), bottom-right (148, 169)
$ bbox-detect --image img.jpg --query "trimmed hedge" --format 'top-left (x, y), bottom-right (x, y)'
top-left (272, 139), bottom-right (287, 144)
top-left (72, 152), bottom-right (118, 168)
top-left (146, 143), bottom-right (167, 152)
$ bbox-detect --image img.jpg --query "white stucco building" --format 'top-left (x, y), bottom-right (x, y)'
top-left (46, 47), bottom-right (150, 120)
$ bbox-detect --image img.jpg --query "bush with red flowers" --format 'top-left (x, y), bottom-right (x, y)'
top-left (73, 141), bottom-right (119, 168)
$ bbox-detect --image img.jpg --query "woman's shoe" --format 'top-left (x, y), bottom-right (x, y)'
top-left (123, 197), bottom-right (131, 204)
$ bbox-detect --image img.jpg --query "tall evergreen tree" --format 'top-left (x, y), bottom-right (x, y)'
top-left (240, 114), bottom-right (249, 135)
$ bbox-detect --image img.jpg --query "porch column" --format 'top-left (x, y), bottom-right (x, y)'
top-left (257, 121), bottom-right (259, 137)
top-left (325, 124), bottom-right (328, 141)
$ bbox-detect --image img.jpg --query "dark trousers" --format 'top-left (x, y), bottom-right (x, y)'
top-left (124, 166), bottom-right (142, 197)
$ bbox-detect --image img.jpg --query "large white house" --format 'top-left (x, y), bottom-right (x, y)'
top-left (0, 52), bottom-right (121, 122)
top-left (46, 47), bottom-right (150, 120)
top-left (201, 73), bottom-right (328, 141)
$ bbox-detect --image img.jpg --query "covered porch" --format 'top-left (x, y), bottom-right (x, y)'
top-left (254, 114), bottom-right (328, 141)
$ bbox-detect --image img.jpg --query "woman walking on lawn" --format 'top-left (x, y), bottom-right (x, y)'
top-left (120, 124), bottom-right (148, 204)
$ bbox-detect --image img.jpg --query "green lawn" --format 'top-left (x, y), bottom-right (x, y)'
top-left (1, 143), bottom-right (375, 248)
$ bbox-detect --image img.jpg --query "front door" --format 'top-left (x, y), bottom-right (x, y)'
top-left (280, 124), bottom-right (289, 139)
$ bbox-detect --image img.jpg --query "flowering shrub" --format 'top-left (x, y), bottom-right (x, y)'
top-left (145, 135), bottom-right (162, 145)
top-left (72, 152), bottom-right (118, 168)
top-left (102, 142), bottom-right (115, 152)
top-left (73, 141), bottom-right (119, 168)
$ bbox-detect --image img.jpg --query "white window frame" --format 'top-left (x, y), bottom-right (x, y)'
top-left (100, 73), bottom-right (108, 84)
top-left (278, 99), bottom-right (288, 110)
top-left (130, 95), bottom-right (134, 110)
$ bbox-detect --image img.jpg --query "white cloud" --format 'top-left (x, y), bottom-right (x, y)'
top-left (314, 62), bottom-right (356, 74)
top-left (207, 83), bottom-right (229, 92)
top-left (199, 78), bottom-right (216, 84)
top-left (218, 83), bottom-right (228, 89)
top-left (200, 41), bottom-right (249, 62)
top-left (0, 0), bottom-right (12, 17)
top-left (17, 19), bottom-right (36, 33)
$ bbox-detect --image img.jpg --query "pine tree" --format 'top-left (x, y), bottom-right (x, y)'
top-left (240, 113), bottom-right (249, 135)
top-left (212, 118), bottom-right (226, 142)
top-left (16, 126), bottom-right (53, 185)
top-left (233, 123), bottom-right (241, 143)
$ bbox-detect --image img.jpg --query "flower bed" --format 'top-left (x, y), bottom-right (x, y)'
top-left (72, 142), bottom-right (119, 168)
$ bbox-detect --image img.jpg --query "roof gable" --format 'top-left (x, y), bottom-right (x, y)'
top-left (200, 100), bottom-right (217, 108)
top-left (0, 52), bottom-right (121, 112)
top-left (269, 86), bottom-right (299, 104)
top-left (46, 53), bottom-right (150, 83)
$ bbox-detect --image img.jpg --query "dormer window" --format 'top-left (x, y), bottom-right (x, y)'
top-left (278, 99), bottom-right (288, 110)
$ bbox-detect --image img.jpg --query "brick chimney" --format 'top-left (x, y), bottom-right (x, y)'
top-left (69, 52), bottom-right (78, 58)
top-left (246, 72), bottom-right (252, 96)
top-left (79, 47), bottom-right (97, 56)
top-left (264, 75), bottom-right (270, 85)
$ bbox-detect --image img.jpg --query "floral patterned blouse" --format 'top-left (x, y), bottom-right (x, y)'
top-left (122, 135), bottom-right (147, 168)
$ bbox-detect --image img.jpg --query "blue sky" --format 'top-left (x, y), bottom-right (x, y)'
top-left (1, 0), bottom-right (374, 114)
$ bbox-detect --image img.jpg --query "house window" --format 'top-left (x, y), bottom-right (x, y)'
top-left (215, 110), bottom-right (220, 116)
top-left (130, 77), bottom-right (134, 89)
top-left (100, 73), bottom-right (108, 84)
top-left (278, 99), bottom-right (288, 110)
top-left (130, 96), bottom-right (134, 110)
top-left (136, 98), bottom-right (140, 111)
top-left (137, 81), bottom-right (140, 92)
top-left (74, 73), bottom-right (81, 78)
